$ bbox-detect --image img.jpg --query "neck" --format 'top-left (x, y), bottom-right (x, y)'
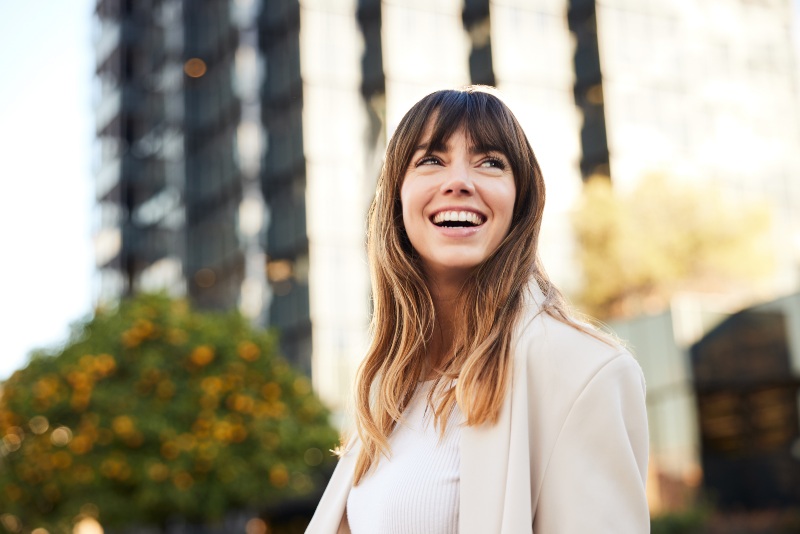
top-left (424, 273), bottom-right (466, 376)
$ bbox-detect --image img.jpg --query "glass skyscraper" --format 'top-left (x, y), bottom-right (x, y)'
top-left (94, 0), bottom-right (267, 325)
top-left (94, 0), bottom-right (800, 499)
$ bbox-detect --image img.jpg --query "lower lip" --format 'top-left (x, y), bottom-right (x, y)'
top-left (432, 223), bottom-right (483, 237)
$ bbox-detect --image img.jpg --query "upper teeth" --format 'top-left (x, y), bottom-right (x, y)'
top-left (432, 211), bottom-right (484, 225)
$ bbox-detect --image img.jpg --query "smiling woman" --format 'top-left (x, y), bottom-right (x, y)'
top-left (307, 86), bottom-right (650, 534)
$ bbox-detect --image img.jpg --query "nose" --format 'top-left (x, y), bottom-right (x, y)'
top-left (440, 162), bottom-right (475, 195)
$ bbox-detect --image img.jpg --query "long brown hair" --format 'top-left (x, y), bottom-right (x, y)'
top-left (354, 86), bottom-right (582, 484)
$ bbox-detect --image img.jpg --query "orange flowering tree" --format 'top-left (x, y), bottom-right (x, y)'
top-left (0, 294), bottom-right (339, 533)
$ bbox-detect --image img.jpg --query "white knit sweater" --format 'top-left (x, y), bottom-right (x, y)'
top-left (346, 381), bottom-right (462, 534)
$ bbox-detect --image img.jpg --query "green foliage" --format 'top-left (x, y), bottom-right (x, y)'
top-left (572, 174), bottom-right (774, 320)
top-left (651, 507), bottom-right (709, 534)
top-left (0, 294), bottom-right (339, 533)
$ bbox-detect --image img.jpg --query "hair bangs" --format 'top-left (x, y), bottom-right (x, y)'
top-left (414, 91), bottom-right (523, 168)
top-left (464, 94), bottom-right (524, 166)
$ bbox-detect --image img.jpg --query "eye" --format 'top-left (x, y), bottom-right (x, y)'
top-left (416, 155), bottom-right (442, 166)
top-left (480, 157), bottom-right (507, 170)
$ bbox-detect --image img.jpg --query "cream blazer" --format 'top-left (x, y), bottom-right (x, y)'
top-left (306, 288), bottom-right (650, 533)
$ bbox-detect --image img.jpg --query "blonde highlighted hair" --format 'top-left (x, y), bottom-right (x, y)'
top-left (353, 86), bottom-right (584, 484)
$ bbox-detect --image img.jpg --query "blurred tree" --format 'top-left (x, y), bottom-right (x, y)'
top-left (0, 294), bottom-right (339, 533)
top-left (572, 174), bottom-right (774, 320)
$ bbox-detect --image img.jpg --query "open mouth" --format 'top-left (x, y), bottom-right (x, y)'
top-left (431, 210), bottom-right (485, 228)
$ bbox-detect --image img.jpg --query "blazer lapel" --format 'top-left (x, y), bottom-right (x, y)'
top-left (459, 387), bottom-right (513, 533)
top-left (459, 288), bottom-right (542, 533)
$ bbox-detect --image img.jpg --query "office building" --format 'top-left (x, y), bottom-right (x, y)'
top-left (94, 0), bottom-right (800, 463)
top-left (93, 0), bottom-right (267, 320)
top-left (574, 0), bottom-right (800, 291)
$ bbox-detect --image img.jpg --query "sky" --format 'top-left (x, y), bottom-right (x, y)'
top-left (0, 1), bottom-right (95, 379)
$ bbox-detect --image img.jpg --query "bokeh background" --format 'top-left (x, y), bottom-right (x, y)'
top-left (2, 0), bottom-right (800, 532)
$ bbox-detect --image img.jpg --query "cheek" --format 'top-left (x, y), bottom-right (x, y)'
top-left (507, 188), bottom-right (517, 224)
top-left (495, 182), bottom-right (516, 228)
top-left (399, 183), bottom-right (420, 244)
top-left (399, 183), bottom-right (412, 227)
top-left (399, 180), bottom-right (426, 219)
top-left (492, 189), bottom-right (516, 242)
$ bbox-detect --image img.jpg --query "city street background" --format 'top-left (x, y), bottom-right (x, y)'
top-left (3, 0), bottom-right (800, 532)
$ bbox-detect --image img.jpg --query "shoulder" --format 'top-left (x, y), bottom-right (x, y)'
top-left (515, 305), bottom-right (626, 367)
top-left (513, 304), bottom-right (645, 400)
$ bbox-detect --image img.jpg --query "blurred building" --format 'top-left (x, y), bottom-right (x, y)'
top-left (612, 309), bottom-right (703, 513)
top-left (258, 0), bottom-right (376, 403)
top-left (93, 0), bottom-right (268, 342)
top-left (612, 291), bottom-right (800, 514)
top-left (91, 0), bottom-right (584, 412)
top-left (93, 0), bottom-right (800, 420)
top-left (594, 0), bottom-right (800, 513)
top-left (692, 292), bottom-right (800, 510)
top-left (578, 0), bottom-right (800, 292)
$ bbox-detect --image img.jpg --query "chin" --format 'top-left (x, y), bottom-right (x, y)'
top-left (424, 256), bottom-right (484, 277)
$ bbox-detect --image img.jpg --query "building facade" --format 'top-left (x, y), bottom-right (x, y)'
top-left (692, 293), bottom-right (800, 510)
top-left (592, 0), bottom-right (800, 291)
top-left (94, 0), bottom-right (800, 438)
top-left (94, 0), bottom-right (267, 321)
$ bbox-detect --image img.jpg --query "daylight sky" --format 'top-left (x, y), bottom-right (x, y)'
top-left (0, 1), bottom-right (95, 379)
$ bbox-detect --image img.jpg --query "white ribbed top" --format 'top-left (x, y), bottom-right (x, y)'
top-left (346, 381), bottom-right (462, 534)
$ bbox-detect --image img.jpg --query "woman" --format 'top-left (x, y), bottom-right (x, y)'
top-left (307, 87), bottom-right (649, 533)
